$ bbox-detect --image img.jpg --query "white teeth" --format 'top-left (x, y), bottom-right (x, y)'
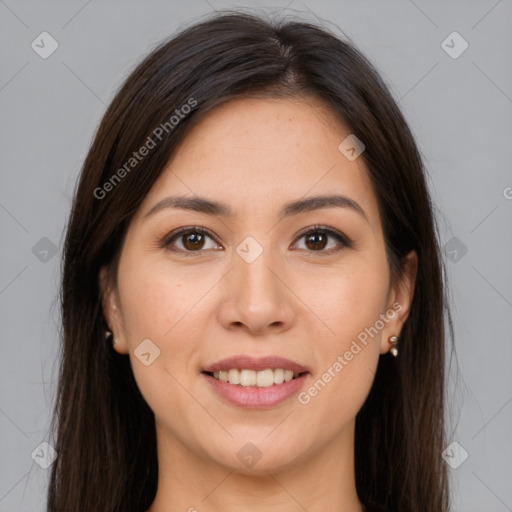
top-left (256, 369), bottom-right (274, 387)
top-left (240, 369), bottom-right (256, 387)
top-left (228, 369), bottom-right (240, 385)
top-left (273, 368), bottom-right (284, 384)
top-left (209, 368), bottom-right (302, 387)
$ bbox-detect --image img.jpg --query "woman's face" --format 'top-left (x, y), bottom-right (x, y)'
top-left (101, 96), bottom-right (416, 473)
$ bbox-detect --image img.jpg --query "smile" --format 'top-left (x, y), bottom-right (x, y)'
top-left (204, 368), bottom-right (304, 387)
top-left (201, 355), bottom-right (310, 408)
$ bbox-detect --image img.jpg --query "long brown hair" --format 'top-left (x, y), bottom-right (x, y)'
top-left (48, 10), bottom-right (453, 512)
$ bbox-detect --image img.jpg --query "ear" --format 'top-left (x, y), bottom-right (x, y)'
top-left (98, 266), bottom-right (128, 354)
top-left (380, 250), bottom-right (418, 355)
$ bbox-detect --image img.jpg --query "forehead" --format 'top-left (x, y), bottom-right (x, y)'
top-left (136, 96), bottom-right (380, 230)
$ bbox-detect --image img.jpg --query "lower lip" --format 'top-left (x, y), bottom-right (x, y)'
top-left (202, 372), bottom-right (309, 409)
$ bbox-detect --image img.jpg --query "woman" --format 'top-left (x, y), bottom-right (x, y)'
top-left (47, 10), bottom-right (452, 512)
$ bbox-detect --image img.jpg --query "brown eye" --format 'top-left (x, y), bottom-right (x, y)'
top-left (182, 231), bottom-right (205, 250)
top-left (162, 227), bottom-right (221, 254)
top-left (304, 231), bottom-right (328, 251)
top-left (293, 226), bottom-right (352, 253)
top-left (162, 225), bottom-right (351, 256)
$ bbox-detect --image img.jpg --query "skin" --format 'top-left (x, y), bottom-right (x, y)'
top-left (100, 96), bottom-right (417, 512)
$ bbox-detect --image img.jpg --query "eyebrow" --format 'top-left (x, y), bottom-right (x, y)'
top-left (144, 193), bottom-right (369, 223)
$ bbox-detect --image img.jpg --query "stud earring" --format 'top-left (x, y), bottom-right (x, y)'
top-left (389, 335), bottom-right (399, 357)
top-left (105, 330), bottom-right (116, 345)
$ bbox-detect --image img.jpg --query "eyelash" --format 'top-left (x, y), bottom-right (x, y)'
top-left (160, 224), bottom-right (352, 257)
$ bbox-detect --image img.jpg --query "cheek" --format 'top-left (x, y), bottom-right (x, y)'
top-left (115, 255), bottom-right (198, 385)
top-left (297, 254), bottom-right (388, 416)
top-left (118, 257), bottom-right (202, 344)
top-left (116, 263), bottom-right (206, 431)
top-left (310, 251), bottom-right (390, 346)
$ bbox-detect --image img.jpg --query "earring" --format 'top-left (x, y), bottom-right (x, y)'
top-left (105, 330), bottom-right (117, 345)
top-left (389, 335), bottom-right (399, 357)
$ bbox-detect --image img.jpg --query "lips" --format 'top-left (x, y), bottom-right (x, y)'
top-left (201, 355), bottom-right (310, 408)
top-left (202, 355), bottom-right (309, 374)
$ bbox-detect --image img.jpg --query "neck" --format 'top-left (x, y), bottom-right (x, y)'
top-left (147, 420), bottom-right (364, 512)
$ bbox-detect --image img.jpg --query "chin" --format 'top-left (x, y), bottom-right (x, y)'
top-left (204, 437), bottom-right (308, 476)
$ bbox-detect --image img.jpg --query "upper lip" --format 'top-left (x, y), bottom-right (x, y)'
top-left (202, 355), bottom-right (310, 374)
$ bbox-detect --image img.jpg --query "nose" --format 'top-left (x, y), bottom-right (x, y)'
top-left (217, 243), bottom-right (297, 336)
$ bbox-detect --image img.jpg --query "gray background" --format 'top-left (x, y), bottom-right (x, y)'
top-left (0, 1), bottom-right (511, 511)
